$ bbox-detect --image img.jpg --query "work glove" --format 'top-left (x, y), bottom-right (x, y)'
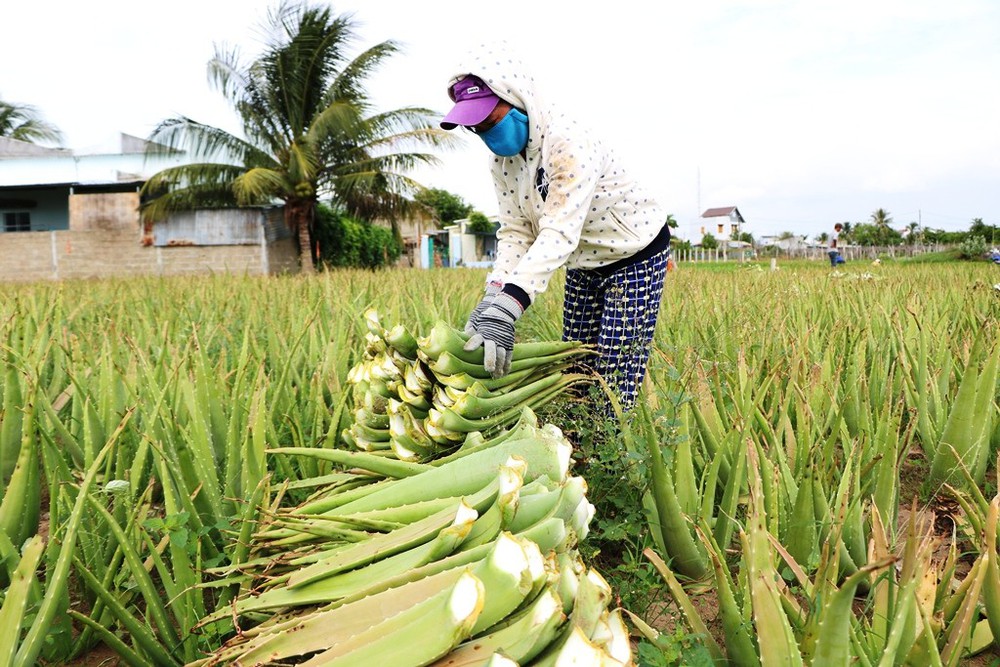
top-left (464, 292), bottom-right (524, 378)
top-left (464, 281), bottom-right (503, 335)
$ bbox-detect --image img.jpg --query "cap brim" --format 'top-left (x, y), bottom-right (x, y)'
top-left (440, 96), bottom-right (499, 130)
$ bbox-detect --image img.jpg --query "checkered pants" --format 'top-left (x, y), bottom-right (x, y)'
top-left (562, 248), bottom-right (669, 413)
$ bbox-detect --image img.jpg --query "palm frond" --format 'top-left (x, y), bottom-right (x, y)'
top-left (286, 141), bottom-right (318, 187)
top-left (233, 167), bottom-right (291, 204)
top-left (306, 99), bottom-right (365, 146)
top-left (139, 181), bottom-right (242, 222)
top-left (259, 3), bottom-right (356, 136)
top-left (0, 100), bottom-right (63, 146)
top-left (325, 40), bottom-right (401, 111)
top-left (141, 162), bottom-right (247, 194)
top-left (145, 117), bottom-right (276, 168)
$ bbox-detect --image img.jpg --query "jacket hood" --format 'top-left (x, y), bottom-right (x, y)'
top-left (447, 42), bottom-right (550, 158)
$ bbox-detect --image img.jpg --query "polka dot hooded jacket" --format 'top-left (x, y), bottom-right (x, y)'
top-left (448, 44), bottom-right (665, 303)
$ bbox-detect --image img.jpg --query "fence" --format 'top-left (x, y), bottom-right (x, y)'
top-left (673, 244), bottom-right (951, 264)
top-left (0, 227), bottom-right (299, 283)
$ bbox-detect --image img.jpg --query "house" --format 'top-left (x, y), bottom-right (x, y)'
top-left (418, 216), bottom-right (499, 269)
top-left (383, 209), bottom-right (436, 268)
top-left (758, 234), bottom-right (809, 251)
top-left (0, 134), bottom-right (298, 281)
top-left (697, 206), bottom-right (745, 243)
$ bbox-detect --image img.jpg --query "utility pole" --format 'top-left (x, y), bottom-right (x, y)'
top-left (696, 166), bottom-right (701, 244)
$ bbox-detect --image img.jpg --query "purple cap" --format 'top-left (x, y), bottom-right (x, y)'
top-left (440, 75), bottom-right (500, 130)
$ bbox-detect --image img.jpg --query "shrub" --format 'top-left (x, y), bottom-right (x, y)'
top-left (958, 234), bottom-right (987, 260)
top-left (466, 211), bottom-right (495, 234)
top-left (314, 203), bottom-right (402, 269)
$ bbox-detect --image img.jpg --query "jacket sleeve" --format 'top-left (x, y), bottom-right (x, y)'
top-left (504, 135), bottom-right (602, 300)
top-left (486, 158), bottom-right (536, 289)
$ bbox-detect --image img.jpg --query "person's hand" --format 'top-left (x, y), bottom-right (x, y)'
top-left (464, 281), bottom-right (502, 335)
top-left (463, 293), bottom-right (523, 377)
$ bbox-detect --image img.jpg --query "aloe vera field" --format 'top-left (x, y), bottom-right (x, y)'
top-left (1, 259), bottom-right (999, 666)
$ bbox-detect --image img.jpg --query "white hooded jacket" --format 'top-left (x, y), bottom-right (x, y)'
top-left (448, 44), bottom-right (665, 302)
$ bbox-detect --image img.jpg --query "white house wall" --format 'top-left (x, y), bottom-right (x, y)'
top-left (0, 150), bottom-right (186, 187)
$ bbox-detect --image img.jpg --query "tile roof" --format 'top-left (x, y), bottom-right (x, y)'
top-left (702, 206), bottom-right (744, 222)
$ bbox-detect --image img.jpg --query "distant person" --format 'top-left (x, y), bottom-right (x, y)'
top-left (828, 223), bottom-right (844, 268)
top-left (439, 43), bottom-right (671, 414)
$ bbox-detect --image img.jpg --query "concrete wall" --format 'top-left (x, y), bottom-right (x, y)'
top-left (69, 192), bottom-right (139, 231)
top-left (0, 230), bottom-right (299, 282)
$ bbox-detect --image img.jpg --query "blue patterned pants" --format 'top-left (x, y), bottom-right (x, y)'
top-left (562, 249), bottom-right (669, 413)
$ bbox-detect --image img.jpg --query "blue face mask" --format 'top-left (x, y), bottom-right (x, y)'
top-left (479, 108), bottom-right (529, 156)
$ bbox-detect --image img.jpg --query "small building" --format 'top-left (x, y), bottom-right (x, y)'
top-left (758, 234), bottom-right (809, 252)
top-left (0, 134), bottom-right (298, 281)
top-left (698, 206), bottom-right (745, 243)
top-left (418, 217), bottom-right (499, 269)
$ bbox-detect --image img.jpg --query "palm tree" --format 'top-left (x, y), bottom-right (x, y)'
top-left (0, 99), bottom-right (63, 145)
top-left (870, 209), bottom-right (893, 246)
top-left (871, 208), bottom-right (892, 226)
top-left (140, 2), bottom-right (456, 270)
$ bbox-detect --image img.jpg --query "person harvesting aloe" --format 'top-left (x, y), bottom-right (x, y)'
top-left (440, 44), bottom-right (671, 414)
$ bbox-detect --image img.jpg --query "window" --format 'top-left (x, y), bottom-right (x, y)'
top-left (3, 212), bottom-right (30, 232)
top-left (731, 224), bottom-right (738, 235)
top-left (700, 226), bottom-right (705, 235)
top-left (717, 223), bottom-right (724, 234)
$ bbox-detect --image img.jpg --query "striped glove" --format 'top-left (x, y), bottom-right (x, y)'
top-left (464, 281), bottom-right (503, 335)
top-left (463, 292), bottom-right (524, 378)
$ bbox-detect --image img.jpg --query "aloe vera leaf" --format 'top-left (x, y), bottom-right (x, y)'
top-left (207, 517), bottom-right (476, 622)
top-left (82, 494), bottom-right (181, 651)
top-left (0, 396), bottom-right (38, 547)
top-left (929, 336), bottom-right (990, 488)
top-left (874, 578), bottom-right (918, 667)
top-left (433, 589), bottom-right (566, 666)
top-left (528, 623), bottom-right (620, 667)
top-left (430, 380), bottom-right (584, 433)
top-left (430, 407), bottom-right (541, 466)
top-left (468, 532), bottom-right (535, 634)
top-left (297, 571), bottom-right (484, 666)
top-left (570, 569), bottom-right (612, 638)
top-left (269, 446), bottom-right (428, 478)
top-left (450, 373), bottom-right (565, 419)
top-left (71, 555), bottom-right (179, 667)
top-left (287, 493), bottom-right (489, 589)
top-left (418, 320), bottom-right (584, 364)
top-left (65, 610), bottom-right (150, 667)
top-left (785, 467), bottom-right (817, 569)
top-left (0, 535), bottom-right (44, 664)
top-left (644, 403), bottom-right (708, 579)
top-left (329, 436), bottom-right (569, 516)
top-left (222, 554), bottom-right (487, 664)
top-left (980, 497), bottom-right (1000, 652)
top-left (15, 414), bottom-right (132, 667)
top-left (460, 463), bottom-right (525, 550)
top-left (812, 560), bottom-right (894, 666)
top-left (940, 553), bottom-right (987, 667)
top-left (428, 349), bottom-right (587, 380)
top-left (644, 547), bottom-right (725, 662)
top-left (744, 444), bottom-right (804, 667)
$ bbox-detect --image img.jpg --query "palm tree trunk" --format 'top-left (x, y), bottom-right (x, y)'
top-left (298, 228), bottom-right (314, 272)
top-left (286, 198), bottom-right (316, 273)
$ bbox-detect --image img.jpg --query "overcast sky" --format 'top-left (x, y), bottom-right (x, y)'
top-left (3, 0), bottom-right (998, 239)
